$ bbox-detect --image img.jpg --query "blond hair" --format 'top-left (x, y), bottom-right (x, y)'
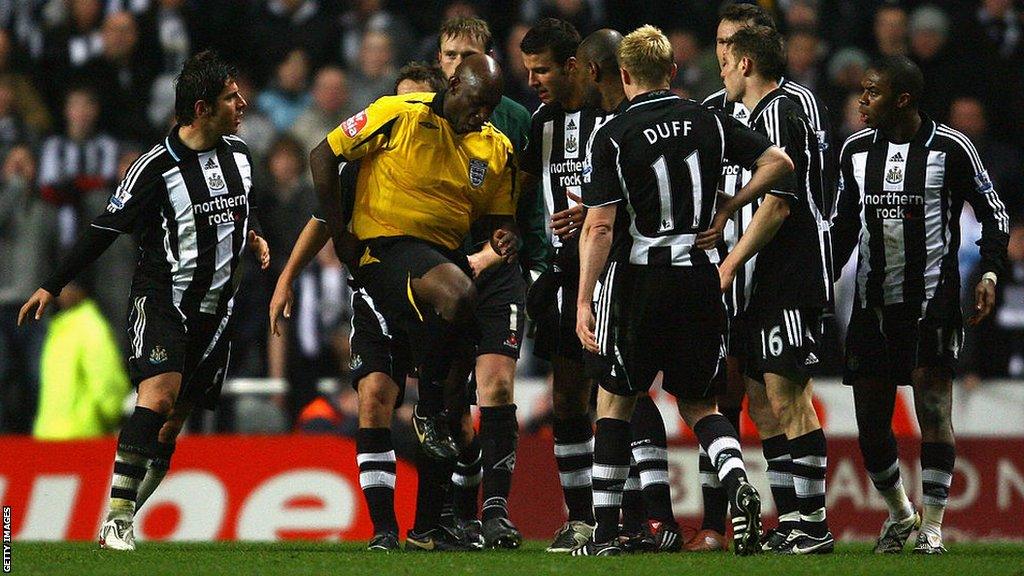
top-left (617, 25), bottom-right (673, 88)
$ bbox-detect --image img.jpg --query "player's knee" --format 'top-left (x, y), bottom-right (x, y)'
top-left (159, 418), bottom-right (186, 443)
top-left (914, 389), bottom-right (950, 432)
top-left (552, 387), bottom-right (587, 418)
top-left (478, 374), bottom-right (514, 406)
top-left (447, 284), bottom-right (478, 324)
top-left (357, 375), bottom-right (397, 423)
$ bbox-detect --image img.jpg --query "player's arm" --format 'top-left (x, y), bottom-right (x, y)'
top-left (516, 169), bottom-right (553, 280)
top-left (576, 131), bottom-right (620, 353)
top-left (576, 203), bottom-right (615, 353)
top-left (19, 158), bottom-right (161, 325)
top-left (830, 145), bottom-right (862, 278)
top-left (718, 193), bottom-right (790, 293)
top-left (312, 101), bottom-right (400, 267)
top-left (269, 216), bottom-right (331, 337)
top-left (956, 138), bottom-right (1010, 325)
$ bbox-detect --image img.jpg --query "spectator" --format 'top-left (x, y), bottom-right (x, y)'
top-left (520, 0), bottom-right (602, 36)
top-left (836, 91), bottom-right (865, 144)
top-left (32, 279), bottom-right (130, 439)
top-left (233, 72), bottom-right (278, 166)
top-left (257, 48), bottom-right (312, 132)
top-left (250, 0), bottom-right (341, 84)
top-left (785, 27), bottom-right (824, 91)
top-left (78, 11), bottom-right (159, 141)
top-left (908, 5), bottom-right (985, 121)
top-left (0, 145), bottom-right (57, 433)
top-left (949, 96), bottom-right (1024, 217)
top-left (290, 66), bottom-right (355, 156)
top-left (961, 221), bottom-right (1024, 389)
top-left (347, 30), bottom-right (396, 109)
top-left (0, 29), bottom-right (51, 135)
top-left (975, 0), bottom-right (1021, 60)
top-left (503, 22), bottom-right (538, 110)
top-left (149, 0), bottom-right (196, 75)
top-left (783, 0), bottom-right (819, 31)
top-left (667, 27), bottom-right (718, 100)
top-left (0, 0), bottom-right (46, 60)
top-left (37, 85), bottom-right (119, 248)
top-left (339, 0), bottom-right (414, 71)
top-left (0, 77), bottom-right (35, 158)
top-left (871, 3), bottom-right (908, 58)
top-left (823, 46), bottom-right (868, 129)
top-left (39, 0), bottom-right (106, 109)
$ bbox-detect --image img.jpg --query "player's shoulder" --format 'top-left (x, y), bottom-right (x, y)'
top-left (221, 133), bottom-right (250, 155)
top-left (119, 142), bottom-right (175, 192)
top-left (933, 122), bottom-right (982, 163)
top-left (372, 92), bottom-right (435, 119)
top-left (839, 127), bottom-right (876, 159)
top-left (701, 88), bottom-right (727, 108)
top-left (780, 78), bottom-right (827, 120)
top-left (480, 122), bottom-right (515, 155)
top-left (498, 95), bottom-right (531, 121)
top-left (530, 101), bottom-right (558, 122)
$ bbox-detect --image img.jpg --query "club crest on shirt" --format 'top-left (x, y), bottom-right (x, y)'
top-left (342, 110), bottom-right (368, 138)
top-left (565, 132), bottom-right (578, 154)
top-left (885, 165), bottom-right (903, 185)
top-left (975, 170), bottom-right (994, 194)
top-left (207, 172), bottom-right (226, 191)
top-left (149, 345), bottom-right (168, 365)
top-left (469, 158), bottom-right (487, 188)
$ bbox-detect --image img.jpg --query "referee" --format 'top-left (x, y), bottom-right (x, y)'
top-left (19, 51), bottom-right (270, 552)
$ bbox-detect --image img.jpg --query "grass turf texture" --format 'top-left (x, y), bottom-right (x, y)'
top-left (13, 541), bottom-right (1024, 576)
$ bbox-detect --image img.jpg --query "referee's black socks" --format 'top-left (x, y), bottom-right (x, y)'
top-left (480, 405), bottom-right (518, 522)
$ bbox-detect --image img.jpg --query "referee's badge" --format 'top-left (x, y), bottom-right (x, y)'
top-left (469, 158), bottom-right (487, 188)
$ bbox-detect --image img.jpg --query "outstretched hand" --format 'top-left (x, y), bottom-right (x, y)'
top-left (18, 288), bottom-right (54, 326)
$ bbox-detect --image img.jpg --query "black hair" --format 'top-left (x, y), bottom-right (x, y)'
top-left (719, 2), bottom-right (777, 29)
top-left (727, 25), bottom-right (786, 81)
top-left (869, 55), bottom-right (924, 105)
top-left (174, 50), bottom-right (237, 125)
top-left (520, 17), bottom-right (581, 65)
top-left (394, 61), bottom-right (447, 93)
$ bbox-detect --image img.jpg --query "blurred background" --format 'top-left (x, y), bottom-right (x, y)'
top-left (0, 0), bottom-right (1022, 445)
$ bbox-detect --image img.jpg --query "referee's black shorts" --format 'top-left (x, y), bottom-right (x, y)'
top-left (596, 263), bottom-right (726, 400)
top-left (125, 293), bottom-right (231, 410)
top-left (474, 261), bottom-right (526, 359)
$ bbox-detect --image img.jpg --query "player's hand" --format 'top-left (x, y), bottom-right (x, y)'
top-left (269, 281), bottom-right (294, 337)
top-left (576, 304), bottom-right (599, 354)
top-left (969, 277), bottom-right (996, 325)
top-left (490, 228), bottom-right (520, 262)
top-left (718, 263), bottom-right (736, 294)
top-left (552, 190), bottom-right (585, 240)
top-left (696, 212), bottom-right (729, 250)
top-left (18, 288), bottom-right (55, 326)
top-left (248, 230), bottom-right (270, 270)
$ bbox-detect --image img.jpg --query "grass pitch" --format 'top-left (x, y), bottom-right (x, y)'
top-left (12, 541), bottom-right (1024, 576)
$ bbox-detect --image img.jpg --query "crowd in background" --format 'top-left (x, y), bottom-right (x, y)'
top-left (1, 0), bottom-right (1023, 439)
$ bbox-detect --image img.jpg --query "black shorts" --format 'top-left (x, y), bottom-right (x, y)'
top-left (743, 307), bottom-right (824, 383)
top-left (348, 288), bottom-right (410, 405)
top-left (531, 267), bottom-right (585, 362)
top-left (844, 299), bottom-right (962, 386)
top-left (474, 261), bottom-right (526, 358)
top-left (597, 263), bottom-right (726, 400)
top-left (725, 311), bottom-right (750, 359)
top-left (125, 294), bottom-right (230, 410)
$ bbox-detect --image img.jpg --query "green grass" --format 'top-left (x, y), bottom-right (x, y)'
top-left (11, 541), bottom-right (1024, 576)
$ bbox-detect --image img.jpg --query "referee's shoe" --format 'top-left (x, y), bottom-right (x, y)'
top-left (412, 405), bottom-right (458, 461)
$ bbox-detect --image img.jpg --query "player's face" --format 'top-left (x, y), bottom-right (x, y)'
top-left (720, 47), bottom-right (745, 102)
top-left (858, 69), bottom-right (897, 130)
top-left (447, 83), bottom-right (499, 134)
top-left (209, 79), bottom-right (247, 136)
top-left (716, 19), bottom-right (744, 69)
top-left (438, 34), bottom-right (486, 80)
top-left (522, 50), bottom-right (573, 105)
top-left (396, 79), bottom-right (434, 95)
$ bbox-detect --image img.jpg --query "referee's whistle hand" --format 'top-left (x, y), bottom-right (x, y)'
top-left (969, 279), bottom-right (996, 325)
top-left (551, 205), bottom-right (583, 240)
top-left (18, 288), bottom-right (53, 326)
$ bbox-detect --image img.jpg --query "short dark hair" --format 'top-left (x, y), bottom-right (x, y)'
top-left (175, 50), bottom-right (237, 125)
top-left (267, 135), bottom-right (306, 173)
top-left (394, 61), bottom-right (447, 92)
top-left (520, 17), bottom-right (581, 65)
top-left (720, 2), bottom-right (777, 29)
top-left (439, 17), bottom-right (493, 52)
top-left (869, 55), bottom-right (924, 105)
top-left (727, 25), bottom-right (785, 81)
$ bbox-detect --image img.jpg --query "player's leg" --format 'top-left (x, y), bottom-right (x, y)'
top-left (745, 378), bottom-right (800, 551)
top-left (357, 372), bottom-right (402, 551)
top-left (853, 378), bottom-right (918, 553)
top-left (911, 366), bottom-right (955, 555)
top-left (547, 354), bottom-right (596, 551)
top-left (630, 393), bottom-right (679, 552)
top-left (848, 304), bottom-right (917, 553)
top-left (100, 371), bottom-right (181, 551)
top-left (689, 356), bottom-right (744, 552)
top-left (678, 397), bottom-right (762, 557)
top-left (572, 386), bottom-right (636, 556)
top-left (134, 399), bottom-right (195, 512)
top-left (441, 354), bottom-right (481, 540)
top-left (474, 353), bottom-right (522, 548)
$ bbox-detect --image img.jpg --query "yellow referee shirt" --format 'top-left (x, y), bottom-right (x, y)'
top-left (326, 91), bottom-right (517, 250)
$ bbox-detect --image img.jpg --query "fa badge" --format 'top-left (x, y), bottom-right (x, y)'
top-left (469, 158), bottom-right (487, 188)
top-left (149, 345), bottom-right (168, 365)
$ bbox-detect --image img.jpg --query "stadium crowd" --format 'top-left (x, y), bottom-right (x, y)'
top-left (1, 0), bottom-right (1023, 441)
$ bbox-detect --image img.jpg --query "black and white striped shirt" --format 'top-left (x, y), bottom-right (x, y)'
top-left (703, 77), bottom-right (837, 314)
top-left (833, 115), bottom-right (1009, 308)
top-left (91, 126), bottom-right (257, 318)
top-left (745, 88), bottom-right (832, 311)
top-left (583, 90), bottom-right (773, 267)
